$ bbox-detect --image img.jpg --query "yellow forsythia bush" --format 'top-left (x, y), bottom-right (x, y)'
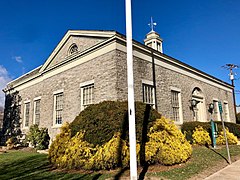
top-left (216, 128), bottom-right (238, 145)
top-left (49, 117), bottom-right (192, 169)
top-left (146, 117), bottom-right (192, 165)
top-left (85, 132), bottom-right (130, 170)
top-left (6, 137), bottom-right (15, 150)
top-left (192, 126), bottom-right (211, 146)
top-left (48, 122), bottom-right (72, 166)
top-left (59, 131), bottom-right (95, 169)
top-left (49, 122), bottom-right (95, 169)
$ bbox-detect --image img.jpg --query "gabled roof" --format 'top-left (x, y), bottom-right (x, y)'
top-left (4, 65), bottom-right (42, 92)
top-left (4, 29), bottom-right (233, 92)
top-left (39, 30), bottom-right (117, 73)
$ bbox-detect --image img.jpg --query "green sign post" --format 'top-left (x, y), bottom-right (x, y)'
top-left (210, 119), bottom-right (217, 148)
top-left (209, 103), bottom-right (217, 148)
top-left (218, 101), bottom-right (231, 164)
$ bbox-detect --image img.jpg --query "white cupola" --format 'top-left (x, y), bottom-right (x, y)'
top-left (144, 17), bottom-right (163, 53)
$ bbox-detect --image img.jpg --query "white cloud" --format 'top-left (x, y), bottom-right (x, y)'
top-left (13, 56), bottom-right (23, 63)
top-left (0, 65), bottom-right (12, 108)
top-left (0, 66), bottom-right (8, 75)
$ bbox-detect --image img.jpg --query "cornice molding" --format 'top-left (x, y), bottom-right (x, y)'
top-left (5, 30), bottom-right (233, 93)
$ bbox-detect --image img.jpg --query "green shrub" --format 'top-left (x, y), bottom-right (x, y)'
top-left (70, 101), bottom-right (161, 146)
top-left (181, 121), bottom-right (240, 143)
top-left (49, 101), bottom-right (192, 170)
top-left (216, 128), bottom-right (238, 145)
top-left (146, 117), bottom-right (192, 165)
top-left (215, 121), bottom-right (240, 138)
top-left (181, 122), bottom-right (211, 143)
top-left (192, 126), bottom-right (211, 146)
top-left (49, 116), bottom-right (192, 169)
top-left (237, 113), bottom-right (240, 124)
top-left (85, 132), bottom-right (130, 170)
top-left (26, 124), bottom-right (50, 150)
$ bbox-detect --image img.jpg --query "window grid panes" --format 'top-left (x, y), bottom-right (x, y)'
top-left (171, 90), bottom-right (180, 122)
top-left (25, 103), bottom-right (30, 127)
top-left (55, 93), bottom-right (63, 125)
top-left (34, 100), bottom-right (40, 125)
top-left (143, 84), bottom-right (154, 105)
top-left (82, 84), bottom-right (94, 107)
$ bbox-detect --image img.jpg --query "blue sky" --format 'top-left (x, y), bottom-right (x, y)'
top-left (0, 0), bottom-right (240, 107)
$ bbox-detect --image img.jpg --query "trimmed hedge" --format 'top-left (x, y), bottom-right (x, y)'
top-left (49, 100), bottom-right (192, 170)
top-left (181, 122), bottom-right (211, 143)
top-left (215, 121), bottom-right (240, 138)
top-left (70, 101), bottom-right (161, 146)
top-left (182, 121), bottom-right (240, 143)
top-left (49, 117), bottom-right (192, 170)
top-left (236, 112), bottom-right (240, 124)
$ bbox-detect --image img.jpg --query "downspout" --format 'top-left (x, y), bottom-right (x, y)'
top-left (151, 50), bottom-right (158, 111)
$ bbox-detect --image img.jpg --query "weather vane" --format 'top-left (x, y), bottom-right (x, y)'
top-left (148, 17), bottom-right (157, 32)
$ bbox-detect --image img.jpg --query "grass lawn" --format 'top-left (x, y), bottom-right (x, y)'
top-left (0, 150), bottom-right (110, 180)
top-left (147, 145), bottom-right (240, 180)
top-left (0, 145), bottom-right (239, 180)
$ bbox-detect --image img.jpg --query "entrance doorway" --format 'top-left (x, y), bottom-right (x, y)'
top-left (192, 88), bottom-right (207, 122)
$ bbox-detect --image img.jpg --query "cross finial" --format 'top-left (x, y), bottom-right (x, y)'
top-left (148, 17), bottom-right (157, 32)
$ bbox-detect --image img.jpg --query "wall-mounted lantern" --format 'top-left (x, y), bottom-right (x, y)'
top-left (208, 103), bottom-right (214, 114)
top-left (190, 99), bottom-right (199, 108)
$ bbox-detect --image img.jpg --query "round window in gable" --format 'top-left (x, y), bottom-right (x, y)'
top-left (68, 43), bottom-right (78, 55)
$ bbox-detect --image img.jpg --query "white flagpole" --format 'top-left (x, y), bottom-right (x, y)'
top-left (125, 0), bottom-right (138, 179)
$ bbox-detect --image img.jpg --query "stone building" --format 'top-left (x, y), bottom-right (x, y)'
top-left (3, 29), bottom-right (235, 140)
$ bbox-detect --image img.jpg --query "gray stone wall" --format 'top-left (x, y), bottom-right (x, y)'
top-left (16, 48), bottom-right (235, 141)
top-left (18, 50), bottom-right (119, 140)
top-left (154, 66), bottom-right (234, 122)
top-left (48, 36), bottom-right (106, 69)
top-left (115, 49), bottom-right (235, 123)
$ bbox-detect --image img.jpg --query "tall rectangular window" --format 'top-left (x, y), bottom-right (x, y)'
top-left (142, 84), bottom-right (155, 106)
top-left (81, 84), bottom-right (94, 109)
top-left (54, 93), bottom-right (63, 125)
top-left (171, 90), bottom-right (183, 123)
top-left (213, 100), bottom-right (221, 121)
top-left (224, 102), bottom-right (230, 122)
top-left (34, 99), bottom-right (40, 125)
top-left (24, 102), bottom-right (30, 127)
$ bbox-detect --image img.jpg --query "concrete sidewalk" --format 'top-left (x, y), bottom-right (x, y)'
top-left (205, 159), bottom-right (240, 180)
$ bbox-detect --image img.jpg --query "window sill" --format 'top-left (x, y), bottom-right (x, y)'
top-left (22, 127), bottom-right (29, 130)
top-left (51, 124), bottom-right (62, 129)
top-left (174, 121), bottom-right (183, 125)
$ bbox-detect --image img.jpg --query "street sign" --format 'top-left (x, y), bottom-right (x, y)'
top-left (218, 101), bottom-right (223, 113)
